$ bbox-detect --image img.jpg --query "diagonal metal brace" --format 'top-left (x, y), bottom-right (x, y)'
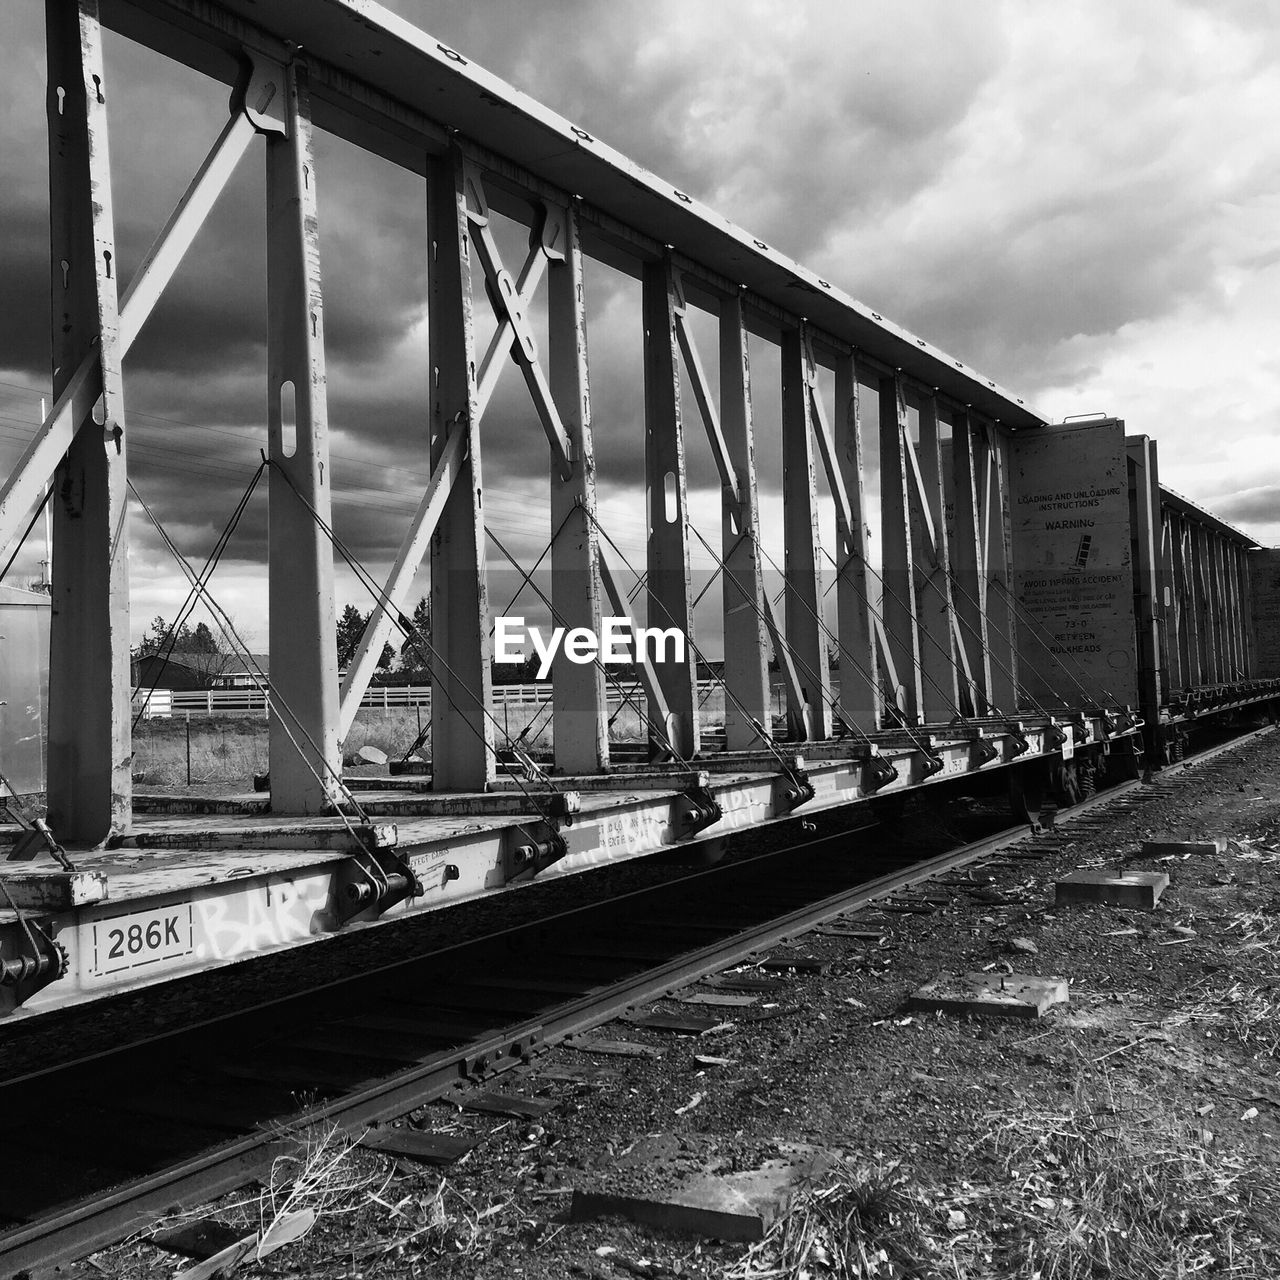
top-left (464, 163), bottom-right (575, 478)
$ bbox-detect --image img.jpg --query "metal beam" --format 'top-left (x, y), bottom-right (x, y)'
top-left (780, 326), bottom-right (829, 739)
top-left (474, 226), bottom-right (550, 419)
top-left (548, 201), bottom-right (609, 772)
top-left (878, 372), bottom-right (923, 722)
top-left (1126, 436), bottom-right (1163, 736)
top-left (265, 58), bottom-right (342, 813)
top-left (45, 0), bottom-right (132, 843)
top-left (908, 392), bottom-right (960, 721)
top-left (949, 411), bottom-right (993, 713)
top-left (716, 295), bottom-right (772, 749)
top-left (830, 352), bottom-right (879, 730)
top-left (980, 422), bottom-right (1018, 710)
top-left (427, 149), bottom-right (495, 789)
top-left (642, 254), bottom-right (699, 757)
top-left (466, 179), bottom-right (574, 479)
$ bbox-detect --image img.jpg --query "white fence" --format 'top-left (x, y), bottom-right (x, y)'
top-left (131, 680), bottom-right (778, 719)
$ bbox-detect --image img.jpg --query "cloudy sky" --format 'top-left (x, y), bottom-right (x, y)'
top-left (1, 0), bottom-right (1277, 656)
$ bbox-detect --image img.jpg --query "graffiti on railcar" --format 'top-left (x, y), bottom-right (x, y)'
top-left (191, 874), bottom-right (330, 962)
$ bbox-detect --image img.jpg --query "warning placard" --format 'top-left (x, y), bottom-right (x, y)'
top-left (1008, 419), bottom-right (1137, 706)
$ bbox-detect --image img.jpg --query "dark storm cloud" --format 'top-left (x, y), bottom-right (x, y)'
top-left (0, 205), bottom-right (52, 373)
top-left (387, 0), bottom-right (1004, 264)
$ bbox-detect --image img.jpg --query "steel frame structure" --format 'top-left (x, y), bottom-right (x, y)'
top-left (2, 0), bottom-right (1277, 1019)
top-left (1154, 481), bottom-right (1260, 706)
top-left (2, 0), bottom-right (1058, 831)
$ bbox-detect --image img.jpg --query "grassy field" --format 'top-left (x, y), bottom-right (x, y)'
top-left (130, 694), bottom-right (695, 787)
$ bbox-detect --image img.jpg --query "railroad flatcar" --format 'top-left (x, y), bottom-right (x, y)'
top-left (2, 0), bottom-right (1279, 1025)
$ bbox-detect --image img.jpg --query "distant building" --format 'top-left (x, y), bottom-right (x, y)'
top-left (131, 651), bottom-right (270, 691)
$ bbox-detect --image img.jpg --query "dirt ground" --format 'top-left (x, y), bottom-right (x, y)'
top-left (73, 728), bottom-right (1280, 1279)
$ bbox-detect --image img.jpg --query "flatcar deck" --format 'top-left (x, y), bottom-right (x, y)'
top-left (1, 711), bottom-right (1139, 1020)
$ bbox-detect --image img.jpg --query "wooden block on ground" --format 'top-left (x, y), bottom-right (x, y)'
top-left (705, 974), bottom-right (789, 992)
top-left (569, 1139), bottom-right (835, 1243)
top-left (452, 1090), bottom-right (557, 1119)
top-left (361, 1128), bottom-right (481, 1165)
top-left (675, 991), bottom-right (759, 1008)
top-left (1141, 839), bottom-right (1223, 858)
top-left (562, 1035), bottom-right (663, 1058)
top-left (627, 1011), bottom-right (722, 1034)
top-left (757, 955), bottom-right (829, 973)
top-left (908, 971), bottom-right (1069, 1020)
top-left (560, 1034), bottom-right (660, 1054)
top-left (1056, 869), bottom-right (1169, 909)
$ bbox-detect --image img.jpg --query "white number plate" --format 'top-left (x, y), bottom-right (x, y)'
top-left (90, 904), bottom-right (194, 977)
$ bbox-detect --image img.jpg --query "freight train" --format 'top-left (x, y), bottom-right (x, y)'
top-left (2, 0), bottom-right (1278, 1022)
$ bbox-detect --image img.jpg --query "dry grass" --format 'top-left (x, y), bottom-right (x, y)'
top-left (252, 1122), bottom-right (389, 1232)
top-left (977, 1078), bottom-right (1280, 1279)
top-left (354, 1176), bottom-right (518, 1267)
top-left (130, 715), bottom-right (266, 788)
top-left (129, 1122), bottom-right (389, 1276)
top-left (1168, 980), bottom-right (1280, 1059)
top-left (731, 1076), bottom-right (1280, 1280)
top-left (728, 1160), bottom-right (952, 1279)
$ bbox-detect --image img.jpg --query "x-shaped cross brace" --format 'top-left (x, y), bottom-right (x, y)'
top-left (463, 164), bottom-right (575, 480)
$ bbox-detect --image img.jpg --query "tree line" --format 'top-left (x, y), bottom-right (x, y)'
top-left (133, 598), bottom-right (538, 686)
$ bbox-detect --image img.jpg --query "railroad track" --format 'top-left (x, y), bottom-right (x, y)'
top-left (1, 724), bottom-right (1271, 1276)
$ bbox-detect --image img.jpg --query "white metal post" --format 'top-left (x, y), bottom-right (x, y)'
top-left (910, 392), bottom-right (960, 721)
top-left (549, 203), bottom-right (609, 771)
top-left (427, 150), bottom-right (495, 789)
top-left (833, 353), bottom-right (879, 730)
top-left (780, 326), bottom-right (830, 739)
top-left (265, 59), bottom-right (341, 813)
top-left (718, 295), bottom-right (772, 749)
top-left (878, 373), bottom-right (923, 722)
top-left (642, 254), bottom-right (699, 757)
top-left (45, 0), bottom-right (131, 842)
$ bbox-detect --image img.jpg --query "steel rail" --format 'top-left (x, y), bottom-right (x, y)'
top-left (3, 728), bottom-right (1268, 1275)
